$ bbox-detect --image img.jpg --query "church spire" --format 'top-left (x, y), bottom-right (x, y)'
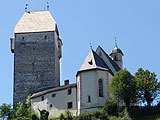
top-left (110, 37), bottom-right (124, 69)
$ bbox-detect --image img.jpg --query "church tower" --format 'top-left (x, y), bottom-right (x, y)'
top-left (10, 11), bottom-right (62, 107)
top-left (110, 39), bottom-right (123, 69)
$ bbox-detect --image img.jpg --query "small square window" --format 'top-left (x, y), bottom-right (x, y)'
top-left (52, 94), bottom-right (56, 97)
top-left (68, 88), bottom-right (72, 95)
top-left (67, 102), bottom-right (72, 109)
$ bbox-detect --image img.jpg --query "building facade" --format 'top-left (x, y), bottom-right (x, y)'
top-left (11, 10), bottom-right (124, 117)
top-left (31, 82), bottom-right (77, 117)
top-left (31, 46), bottom-right (123, 117)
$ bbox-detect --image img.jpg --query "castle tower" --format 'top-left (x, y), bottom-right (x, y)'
top-left (110, 40), bottom-right (123, 69)
top-left (10, 11), bottom-right (62, 107)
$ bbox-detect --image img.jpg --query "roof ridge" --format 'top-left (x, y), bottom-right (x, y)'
top-left (96, 46), bottom-right (121, 74)
top-left (91, 50), bottom-right (110, 70)
top-left (25, 10), bottom-right (49, 13)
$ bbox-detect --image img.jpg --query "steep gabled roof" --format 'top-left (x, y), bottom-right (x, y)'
top-left (96, 46), bottom-right (121, 75)
top-left (79, 49), bottom-right (110, 72)
top-left (14, 11), bottom-right (56, 33)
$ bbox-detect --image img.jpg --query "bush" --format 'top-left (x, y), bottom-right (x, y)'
top-left (59, 113), bottom-right (65, 120)
top-left (102, 99), bottom-right (118, 116)
top-left (32, 114), bottom-right (39, 120)
top-left (64, 110), bottom-right (73, 120)
top-left (78, 112), bottom-right (93, 120)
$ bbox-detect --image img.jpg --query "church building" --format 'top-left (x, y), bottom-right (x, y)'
top-left (11, 10), bottom-right (123, 117)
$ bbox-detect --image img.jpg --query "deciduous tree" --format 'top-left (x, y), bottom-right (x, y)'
top-left (135, 68), bottom-right (160, 106)
top-left (0, 103), bottom-right (12, 120)
top-left (110, 69), bottom-right (137, 108)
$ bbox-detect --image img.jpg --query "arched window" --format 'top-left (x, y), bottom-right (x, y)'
top-left (99, 79), bottom-right (103, 97)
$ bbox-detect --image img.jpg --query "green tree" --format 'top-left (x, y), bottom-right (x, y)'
top-left (0, 103), bottom-right (12, 120)
top-left (135, 68), bottom-right (160, 106)
top-left (110, 69), bottom-right (137, 108)
top-left (16, 102), bottom-right (28, 118)
top-left (0, 95), bottom-right (37, 120)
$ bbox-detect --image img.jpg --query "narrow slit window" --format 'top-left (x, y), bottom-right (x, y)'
top-left (114, 55), bottom-right (117, 61)
top-left (41, 96), bottom-right (44, 101)
top-left (88, 96), bottom-right (91, 103)
top-left (45, 35), bottom-right (47, 40)
top-left (68, 88), bottom-right (72, 95)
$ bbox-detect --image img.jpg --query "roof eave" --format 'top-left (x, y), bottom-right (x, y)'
top-left (31, 83), bottom-right (77, 99)
top-left (76, 67), bottom-right (113, 77)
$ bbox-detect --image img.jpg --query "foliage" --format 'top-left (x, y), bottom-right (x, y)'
top-left (78, 112), bottom-right (93, 120)
top-left (64, 110), bottom-right (73, 120)
top-left (59, 113), bottom-right (65, 120)
top-left (77, 110), bottom-right (108, 120)
top-left (0, 103), bottom-right (13, 120)
top-left (39, 109), bottom-right (49, 120)
top-left (58, 110), bottom-right (73, 120)
top-left (92, 110), bottom-right (108, 120)
top-left (102, 99), bottom-right (118, 116)
top-left (32, 114), bottom-right (39, 120)
top-left (0, 95), bottom-right (38, 120)
top-left (16, 102), bottom-right (28, 118)
top-left (15, 95), bottom-right (37, 120)
top-left (110, 69), bottom-right (137, 108)
top-left (135, 68), bottom-right (160, 106)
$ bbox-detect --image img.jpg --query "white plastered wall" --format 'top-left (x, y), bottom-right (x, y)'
top-left (31, 87), bottom-right (77, 117)
top-left (77, 69), bottom-right (113, 115)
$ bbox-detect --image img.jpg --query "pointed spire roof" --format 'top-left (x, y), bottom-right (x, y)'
top-left (79, 49), bottom-right (110, 72)
top-left (110, 45), bottom-right (123, 56)
top-left (14, 11), bottom-right (56, 33)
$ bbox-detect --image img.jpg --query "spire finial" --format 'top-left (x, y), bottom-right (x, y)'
top-left (47, 2), bottom-right (49, 10)
top-left (90, 43), bottom-right (92, 49)
top-left (25, 4), bottom-right (28, 12)
top-left (115, 37), bottom-right (117, 47)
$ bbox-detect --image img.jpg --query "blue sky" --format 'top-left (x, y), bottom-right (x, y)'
top-left (0, 0), bottom-right (160, 105)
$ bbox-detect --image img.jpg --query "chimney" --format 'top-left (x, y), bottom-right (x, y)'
top-left (64, 80), bottom-right (69, 85)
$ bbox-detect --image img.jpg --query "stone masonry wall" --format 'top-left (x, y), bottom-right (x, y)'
top-left (13, 31), bottom-right (60, 107)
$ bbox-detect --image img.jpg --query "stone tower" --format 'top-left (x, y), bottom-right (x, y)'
top-left (110, 43), bottom-right (123, 69)
top-left (10, 11), bottom-right (62, 107)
